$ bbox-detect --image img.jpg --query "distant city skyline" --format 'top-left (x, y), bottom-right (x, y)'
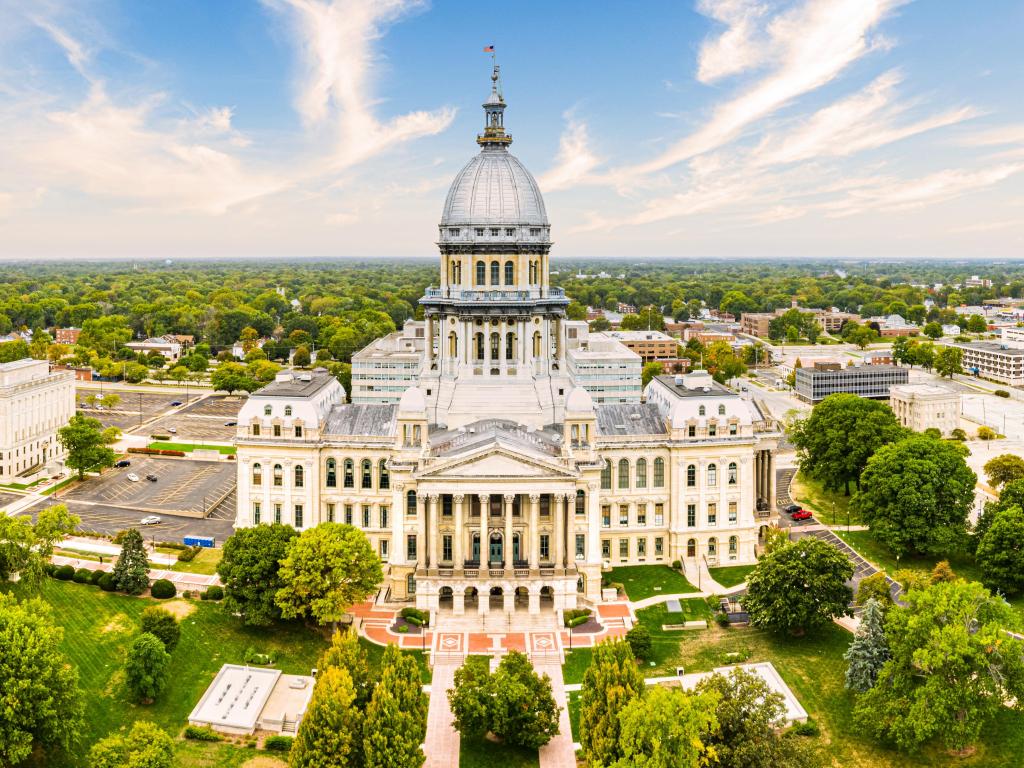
top-left (0, 0), bottom-right (1022, 260)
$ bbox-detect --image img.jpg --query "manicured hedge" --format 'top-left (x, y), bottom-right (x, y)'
top-left (184, 725), bottom-right (221, 741)
top-left (264, 735), bottom-right (293, 752)
top-left (995, 389), bottom-right (1010, 398)
top-left (54, 564), bottom-right (75, 581)
top-left (150, 579), bottom-right (176, 599)
top-left (126, 447), bottom-right (186, 457)
top-left (564, 608), bottom-right (592, 628)
top-left (89, 569), bottom-right (106, 586)
top-left (98, 573), bottom-right (116, 591)
top-left (73, 567), bottom-right (93, 584)
top-left (400, 607), bottom-right (429, 626)
top-left (203, 585), bottom-right (224, 601)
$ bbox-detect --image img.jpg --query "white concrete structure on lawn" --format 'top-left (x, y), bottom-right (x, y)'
top-left (188, 664), bottom-right (314, 736)
top-left (889, 384), bottom-right (960, 436)
top-left (0, 359), bottom-right (74, 483)
top-left (676, 662), bottom-right (808, 723)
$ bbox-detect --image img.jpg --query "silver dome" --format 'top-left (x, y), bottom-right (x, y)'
top-left (440, 148), bottom-right (548, 227)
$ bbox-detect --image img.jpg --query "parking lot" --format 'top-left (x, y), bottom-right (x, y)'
top-left (0, 490), bottom-right (23, 511)
top-left (145, 413), bottom-right (238, 442)
top-left (77, 389), bottom-right (183, 431)
top-left (181, 395), bottom-right (246, 418)
top-left (60, 456), bottom-right (236, 517)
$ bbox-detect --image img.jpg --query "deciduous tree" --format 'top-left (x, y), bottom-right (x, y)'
top-left (319, 629), bottom-right (374, 709)
top-left (983, 453), bottom-right (1024, 489)
top-left (217, 523), bottom-right (297, 627)
top-left (852, 435), bottom-right (975, 557)
top-left (744, 537), bottom-right (853, 636)
top-left (58, 414), bottom-right (116, 479)
top-left (125, 633), bottom-right (170, 704)
top-left (609, 685), bottom-right (718, 768)
top-left (140, 606), bottom-right (180, 652)
top-left (89, 720), bottom-right (174, 768)
top-left (976, 506), bottom-right (1024, 595)
top-left (934, 345), bottom-right (963, 378)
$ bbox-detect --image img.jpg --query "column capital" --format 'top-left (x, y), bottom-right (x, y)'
top-left (453, 494), bottom-right (465, 504)
top-left (503, 493), bottom-right (516, 504)
top-left (528, 493), bottom-right (541, 503)
top-left (587, 482), bottom-right (598, 492)
top-left (426, 492), bottom-right (440, 501)
top-left (478, 493), bottom-right (490, 504)
top-left (553, 492), bottom-right (567, 503)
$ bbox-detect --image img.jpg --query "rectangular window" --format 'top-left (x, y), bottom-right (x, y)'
top-left (252, 424), bottom-right (260, 436)
top-left (619, 539), bottom-right (629, 560)
top-left (344, 504), bottom-right (353, 525)
top-left (709, 424), bottom-right (716, 437)
top-left (379, 539), bottom-right (389, 560)
top-left (294, 504), bottom-right (303, 528)
top-left (407, 534), bottom-right (417, 561)
top-left (602, 539), bottom-right (611, 558)
top-left (274, 503), bottom-right (282, 525)
top-left (326, 503), bottom-right (335, 523)
top-left (442, 495), bottom-right (453, 517)
top-left (729, 502), bottom-right (737, 524)
top-left (729, 423), bottom-right (737, 435)
top-left (708, 503), bottom-right (717, 526)
top-left (655, 503), bottom-right (664, 526)
top-left (380, 506), bottom-right (389, 528)
top-left (602, 505), bottom-right (611, 528)
top-left (442, 535), bottom-right (453, 562)
top-left (540, 534), bottom-right (550, 560)
top-left (273, 424), bottom-right (281, 437)
top-left (655, 537), bottom-right (664, 556)
top-left (619, 505), bottom-right (629, 526)
top-left (575, 534), bottom-right (585, 560)
top-left (362, 505), bottom-right (371, 528)
top-left (295, 426), bottom-right (303, 438)
top-left (687, 504), bottom-right (696, 527)
top-left (653, 460), bottom-right (664, 487)
top-left (637, 504), bottom-right (647, 526)
top-left (505, 227), bottom-right (515, 236)
top-left (688, 425), bottom-right (696, 437)
top-left (253, 502), bottom-right (261, 525)
top-left (637, 538), bottom-right (647, 558)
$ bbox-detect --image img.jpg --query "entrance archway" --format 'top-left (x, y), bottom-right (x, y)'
top-left (489, 585), bottom-right (504, 610)
top-left (539, 586), bottom-right (554, 610)
top-left (514, 586), bottom-right (529, 608)
top-left (687, 538), bottom-right (696, 558)
top-left (464, 586), bottom-right (478, 610)
top-left (439, 586), bottom-right (453, 610)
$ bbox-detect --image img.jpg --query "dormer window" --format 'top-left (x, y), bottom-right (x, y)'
top-left (698, 405), bottom-right (706, 416)
top-left (490, 228), bottom-right (500, 236)
top-left (475, 228), bottom-right (484, 236)
top-left (718, 404), bottom-right (726, 415)
top-left (285, 405), bottom-right (292, 417)
top-left (449, 228), bottom-right (460, 236)
top-left (264, 405), bottom-right (272, 416)
top-left (505, 228), bottom-right (515, 236)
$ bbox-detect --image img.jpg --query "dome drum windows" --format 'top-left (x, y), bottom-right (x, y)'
top-left (617, 458), bottom-right (629, 489)
top-left (343, 459), bottom-right (354, 489)
top-left (326, 459), bottom-right (336, 488)
top-left (252, 463), bottom-right (262, 486)
top-left (361, 459), bottom-right (373, 489)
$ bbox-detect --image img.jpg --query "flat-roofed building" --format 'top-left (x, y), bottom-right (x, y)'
top-left (889, 384), bottom-right (959, 435)
top-left (950, 340), bottom-right (1024, 386)
top-left (188, 664), bottom-right (314, 736)
top-left (605, 330), bottom-right (678, 362)
top-left (794, 363), bottom-right (908, 403)
top-left (0, 359), bottom-right (75, 483)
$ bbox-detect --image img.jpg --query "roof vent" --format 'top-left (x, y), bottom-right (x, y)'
top-left (275, 372), bottom-right (294, 383)
top-left (630, 412), bottom-right (642, 420)
top-left (614, 424), bottom-right (627, 430)
top-left (674, 375), bottom-right (684, 386)
top-left (298, 373), bottom-right (312, 382)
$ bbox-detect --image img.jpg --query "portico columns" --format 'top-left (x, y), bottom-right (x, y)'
top-left (553, 493), bottom-right (565, 572)
top-left (528, 589), bottom-right (540, 615)
top-left (479, 494), bottom-right (489, 566)
top-left (529, 494), bottom-right (540, 568)
top-left (453, 494), bottom-right (464, 569)
top-left (427, 494), bottom-right (438, 569)
top-left (503, 494), bottom-right (515, 567)
top-left (418, 490), bottom-right (428, 570)
top-left (453, 590), bottom-right (465, 616)
top-left (767, 452), bottom-right (776, 510)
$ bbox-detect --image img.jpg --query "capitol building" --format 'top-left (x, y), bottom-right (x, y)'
top-left (233, 67), bottom-right (781, 615)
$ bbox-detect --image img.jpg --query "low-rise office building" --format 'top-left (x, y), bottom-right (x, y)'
top-left (605, 330), bottom-right (678, 362)
top-left (794, 362), bottom-right (908, 403)
top-left (740, 307), bottom-right (859, 337)
top-left (889, 384), bottom-right (960, 435)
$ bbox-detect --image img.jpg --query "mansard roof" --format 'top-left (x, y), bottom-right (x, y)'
top-left (323, 404), bottom-right (397, 437)
top-left (594, 403), bottom-right (668, 437)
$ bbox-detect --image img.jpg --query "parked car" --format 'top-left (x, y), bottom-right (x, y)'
top-left (114, 459), bottom-right (131, 468)
top-left (168, 427), bottom-right (177, 434)
top-left (145, 474), bottom-right (158, 482)
top-left (224, 421), bottom-right (237, 427)
top-left (126, 473), bottom-right (140, 482)
top-left (169, 400), bottom-right (183, 406)
top-left (791, 510), bottom-right (814, 521)
top-left (140, 515), bottom-right (162, 525)
top-left (784, 503), bottom-right (802, 514)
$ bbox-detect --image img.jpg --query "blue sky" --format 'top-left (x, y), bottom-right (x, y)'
top-left (0, 0), bottom-right (1022, 260)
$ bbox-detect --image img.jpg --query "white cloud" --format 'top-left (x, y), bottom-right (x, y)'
top-left (538, 113), bottom-right (601, 192)
top-left (696, 0), bottom-right (770, 84)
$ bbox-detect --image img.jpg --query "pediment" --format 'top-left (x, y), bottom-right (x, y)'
top-left (416, 446), bottom-right (576, 481)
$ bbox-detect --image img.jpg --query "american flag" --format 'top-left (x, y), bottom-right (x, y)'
top-left (483, 45), bottom-right (494, 53)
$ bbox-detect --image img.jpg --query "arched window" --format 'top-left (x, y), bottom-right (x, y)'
top-left (490, 261), bottom-right (500, 285)
top-left (476, 260), bottom-right (486, 285)
top-left (343, 459), bottom-right (354, 488)
top-left (407, 490), bottom-right (417, 515)
top-left (718, 404), bottom-right (726, 415)
top-left (378, 459), bottom-right (390, 490)
top-left (294, 465), bottom-right (304, 488)
top-left (653, 457), bottom-right (665, 487)
top-left (533, 331), bottom-right (541, 357)
top-left (729, 535), bottom-right (738, 555)
top-left (284, 405), bottom-right (292, 417)
top-left (504, 260), bottom-right (514, 285)
top-left (264, 405), bottom-right (272, 416)
top-left (252, 463), bottom-right (262, 485)
top-left (449, 260), bottom-right (457, 283)
top-left (448, 332), bottom-right (457, 357)
top-left (617, 458), bottom-right (629, 489)
top-left (361, 459), bottom-right (372, 489)
top-left (698, 405), bottom-right (706, 416)
top-left (505, 332), bottom-right (515, 360)
top-left (326, 458), bottom-right (336, 487)
top-left (687, 464), bottom-right (696, 487)
top-left (601, 460), bottom-right (612, 490)
top-left (529, 261), bottom-right (536, 283)
top-left (707, 464), bottom-right (717, 486)
top-left (475, 333), bottom-right (484, 361)
top-left (635, 458), bottom-right (647, 488)
top-left (708, 537), bottom-right (718, 556)
top-left (728, 462), bottom-right (738, 485)
top-left (576, 489), bottom-right (585, 515)
top-left (273, 464), bottom-right (283, 487)
top-left (687, 538), bottom-right (696, 557)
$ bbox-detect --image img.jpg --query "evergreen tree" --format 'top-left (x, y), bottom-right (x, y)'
top-left (112, 528), bottom-right (150, 595)
top-left (580, 639), bottom-right (644, 767)
top-left (364, 645), bottom-right (427, 768)
top-left (290, 666), bottom-right (363, 768)
top-left (844, 598), bottom-right (890, 693)
top-left (319, 629), bottom-right (374, 709)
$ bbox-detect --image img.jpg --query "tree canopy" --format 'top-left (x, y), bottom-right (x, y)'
top-left (58, 414), bottom-right (116, 480)
top-left (217, 523), bottom-right (298, 627)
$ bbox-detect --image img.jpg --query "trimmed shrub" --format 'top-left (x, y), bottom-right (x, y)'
top-left (150, 579), bottom-right (176, 599)
top-left (98, 573), bottom-right (116, 591)
top-left (150, 434), bottom-right (171, 441)
top-left (43, 562), bottom-right (57, 577)
top-left (626, 624), bottom-right (653, 659)
top-left (263, 735), bottom-right (293, 752)
top-left (400, 607), bottom-right (429, 626)
top-left (563, 608), bottom-right (592, 628)
top-left (176, 546), bottom-right (201, 563)
top-left (995, 389), bottom-right (1010, 398)
top-left (184, 725), bottom-right (221, 741)
top-left (89, 568), bottom-right (106, 585)
top-left (790, 718), bottom-right (820, 737)
top-left (715, 611), bottom-right (730, 627)
top-left (397, 624), bottom-right (408, 633)
top-left (205, 585), bottom-right (224, 601)
top-left (73, 567), bottom-right (93, 584)
top-left (671, 559), bottom-right (682, 570)
top-left (159, 449), bottom-right (186, 457)
top-left (141, 606), bottom-right (180, 651)
top-left (54, 564), bottom-right (75, 581)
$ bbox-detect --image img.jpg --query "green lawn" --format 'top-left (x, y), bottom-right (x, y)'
top-left (562, 648), bottom-right (594, 685)
top-left (567, 690), bottom-right (580, 741)
top-left (833, 529), bottom-right (984, 582)
top-left (605, 565), bottom-right (697, 601)
top-left (791, 472), bottom-right (862, 525)
top-left (148, 442), bottom-right (237, 455)
top-left (634, 602), bottom-right (715, 674)
top-left (460, 736), bottom-right (539, 767)
top-left (6, 578), bottom-right (422, 767)
top-left (164, 547), bottom-right (223, 575)
top-left (708, 564), bottom-right (756, 588)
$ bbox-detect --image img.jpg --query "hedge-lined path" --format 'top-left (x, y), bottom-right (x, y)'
top-left (50, 552), bottom-right (220, 591)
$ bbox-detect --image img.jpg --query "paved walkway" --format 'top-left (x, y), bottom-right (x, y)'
top-left (536, 659), bottom-right (577, 768)
top-left (50, 552), bottom-right (220, 590)
top-left (423, 657), bottom-right (460, 768)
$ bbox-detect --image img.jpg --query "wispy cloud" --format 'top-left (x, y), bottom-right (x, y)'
top-left (696, 0), bottom-right (770, 84)
top-left (538, 112), bottom-right (601, 192)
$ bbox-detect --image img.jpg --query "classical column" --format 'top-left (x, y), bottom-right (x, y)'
top-left (767, 452), bottom-right (776, 510)
top-left (427, 494), bottom-right (438, 569)
top-left (587, 481), bottom-right (601, 561)
top-left (425, 315), bottom-right (434, 367)
top-left (529, 493), bottom-right (540, 569)
top-left (553, 493), bottom-right (565, 572)
top-left (453, 494), bottom-right (465, 569)
top-left (453, 590), bottom-right (465, 616)
top-left (504, 494), bottom-right (515, 567)
top-left (479, 494), bottom-right (490, 566)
